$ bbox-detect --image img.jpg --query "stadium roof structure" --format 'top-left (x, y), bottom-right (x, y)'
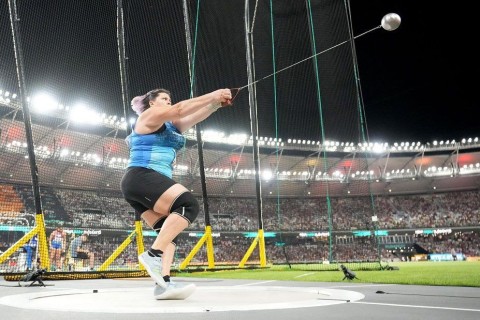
top-left (1, 1), bottom-right (478, 144)
top-left (1, 102), bottom-right (479, 197)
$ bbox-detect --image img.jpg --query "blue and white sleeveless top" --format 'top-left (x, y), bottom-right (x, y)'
top-left (126, 121), bottom-right (185, 178)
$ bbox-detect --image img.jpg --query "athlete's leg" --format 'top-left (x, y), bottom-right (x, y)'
top-left (50, 247), bottom-right (60, 270)
top-left (152, 184), bottom-right (199, 251)
top-left (88, 252), bottom-right (95, 269)
top-left (122, 168), bottom-right (199, 287)
top-left (141, 210), bottom-right (176, 278)
top-left (57, 248), bottom-right (64, 269)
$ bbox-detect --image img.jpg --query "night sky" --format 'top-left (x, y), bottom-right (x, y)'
top-left (0, 0), bottom-right (478, 144)
top-left (350, 1), bottom-right (479, 143)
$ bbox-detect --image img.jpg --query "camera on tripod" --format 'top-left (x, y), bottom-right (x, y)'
top-left (340, 264), bottom-right (359, 281)
top-left (19, 268), bottom-right (47, 287)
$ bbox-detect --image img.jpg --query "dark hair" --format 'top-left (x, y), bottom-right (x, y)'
top-left (131, 88), bottom-right (171, 115)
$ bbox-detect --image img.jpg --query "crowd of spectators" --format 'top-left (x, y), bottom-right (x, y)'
top-left (1, 229), bottom-right (479, 273)
top-left (1, 184), bottom-right (479, 272)
top-left (3, 184), bottom-right (479, 232)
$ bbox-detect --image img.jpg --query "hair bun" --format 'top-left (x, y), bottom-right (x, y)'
top-left (131, 95), bottom-right (146, 115)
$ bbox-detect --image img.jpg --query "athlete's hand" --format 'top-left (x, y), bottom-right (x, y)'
top-left (212, 89), bottom-right (232, 106)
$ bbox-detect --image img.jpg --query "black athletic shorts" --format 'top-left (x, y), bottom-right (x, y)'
top-left (120, 166), bottom-right (177, 214)
top-left (73, 252), bottom-right (89, 259)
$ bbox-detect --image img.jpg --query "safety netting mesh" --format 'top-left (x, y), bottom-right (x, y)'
top-left (1, 0), bottom-right (410, 280)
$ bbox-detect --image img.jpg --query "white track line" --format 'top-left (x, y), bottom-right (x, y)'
top-left (235, 280), bottom-right (276, 286)
top-left (294, 272), bottom-right (316, 278)
top-left (327, 284), bottom-right (395, 288)
top-left (352, 301), bottom-right (480, 312)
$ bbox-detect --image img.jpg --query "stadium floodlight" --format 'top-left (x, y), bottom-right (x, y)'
top-left (32, 93), bottom-right (58, 114)
top-left (60, 149), bottom-right (69, 157)
top-left (202, 129), bottom-right (224, 142)
top-left (262, 170), bottom-right (273, 181)
top-left (227, 133), bottom-right (248, 145)
top-left (69, 104), bottom-right (101, 125)
top-left (372, 143), bottom-right (385, 153)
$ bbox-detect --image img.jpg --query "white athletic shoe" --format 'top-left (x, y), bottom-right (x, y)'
top-left (138, 251), bottom-right (166, 288)
top-left (154, 282), bottom-right (196, 300)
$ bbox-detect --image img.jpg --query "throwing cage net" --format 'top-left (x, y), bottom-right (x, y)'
top-left (0, 0), bottom-right (416, 280)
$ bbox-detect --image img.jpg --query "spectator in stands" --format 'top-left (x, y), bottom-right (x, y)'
top-left (69, 233), bottom-right (95, 271)
top-left (121, 87), bottom-right (232, 299)
top-left (451, 247), bottom-right (457, 261)
top-left (49, 227), bottom-right (65, 271)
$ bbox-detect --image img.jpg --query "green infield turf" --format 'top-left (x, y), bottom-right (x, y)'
top-left (176, 261), bottom-right (480, 287)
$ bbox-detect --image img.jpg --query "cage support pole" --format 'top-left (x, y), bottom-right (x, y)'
top-left (4, 0), bottom-right (49, 269)
top-left (180, 0), bottom-right (215, 269)
top-left (240, 0), bottom-right (266, 267)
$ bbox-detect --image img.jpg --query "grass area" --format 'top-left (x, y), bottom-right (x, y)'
top-left (176, 261), bottom-right (480, 287)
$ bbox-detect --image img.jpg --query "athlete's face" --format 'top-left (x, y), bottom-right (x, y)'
top-left (150, 92), bottom-right (171, 108)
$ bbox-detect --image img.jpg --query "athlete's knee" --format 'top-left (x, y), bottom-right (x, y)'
top-left (152, 217), bottom-right (166, 233)
top-left (152, 218), bottom-right (180, 245)
top-left (170, 192), bottom-right (199, 224)
top-left (171, 236), bottom-right (178, 246)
